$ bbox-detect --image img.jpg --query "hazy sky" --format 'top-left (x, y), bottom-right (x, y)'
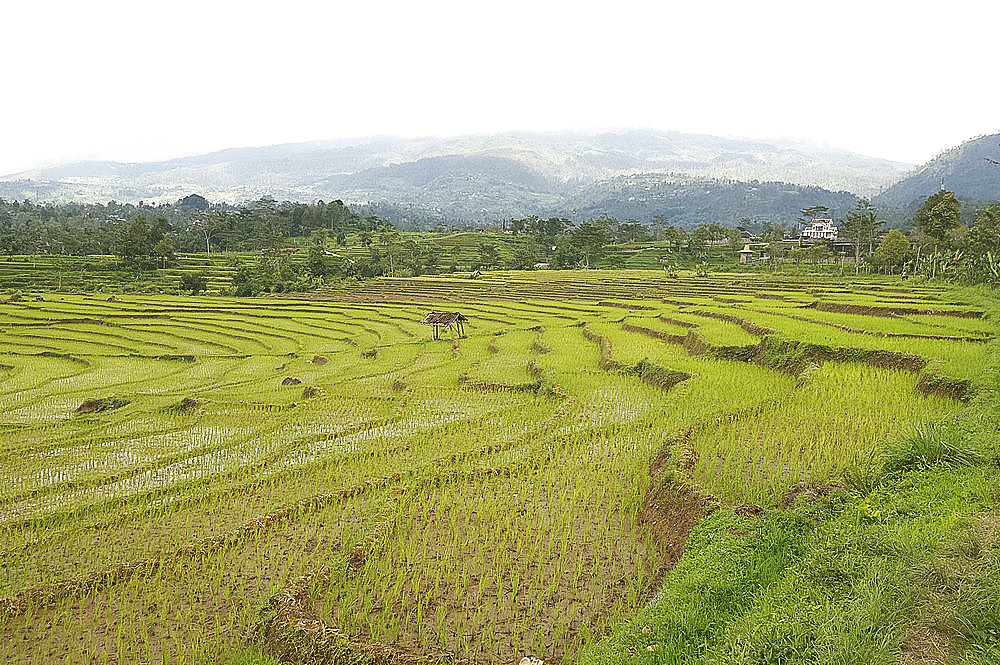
top-left (3, 0), bottom-right (997, 176)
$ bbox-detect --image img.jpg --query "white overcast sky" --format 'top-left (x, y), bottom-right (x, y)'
top-left (2, 0), bottom-right (997, 176)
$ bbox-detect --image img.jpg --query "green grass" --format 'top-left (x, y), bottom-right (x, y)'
top-left (217, 649), bottom-right (284, 665)
top-left (582, 466), bottom-right (1000, 665)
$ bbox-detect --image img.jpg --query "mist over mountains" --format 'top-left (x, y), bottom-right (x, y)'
top-left (1, 129), bottom-right (997, 229)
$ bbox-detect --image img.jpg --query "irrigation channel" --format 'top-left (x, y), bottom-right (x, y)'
top-left (0, 271), bottom-right (991, 664)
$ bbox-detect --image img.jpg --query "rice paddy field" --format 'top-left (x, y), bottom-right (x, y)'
top-left (0, 270), bottom-right (994, 664)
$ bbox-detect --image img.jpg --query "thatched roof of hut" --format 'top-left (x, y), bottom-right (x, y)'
top-left (421, 312), bottom-right (468, 325)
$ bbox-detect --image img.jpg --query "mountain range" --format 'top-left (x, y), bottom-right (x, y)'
top-left (2, 129), bottom-right (998, 229)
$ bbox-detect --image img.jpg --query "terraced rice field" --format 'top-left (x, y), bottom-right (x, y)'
top-left (0, 271), bottom-right (991, 664)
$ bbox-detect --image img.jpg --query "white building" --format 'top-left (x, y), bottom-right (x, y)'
top-left (801, 219), bottom-right (838, 240)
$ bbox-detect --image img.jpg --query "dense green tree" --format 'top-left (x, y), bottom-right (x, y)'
top-left (761, 222), bottom-right (785, 242)
top-left (477, 242), bottom-right (499, 270)
top-left (505, 237), bottom-right (541, 270)
top-left (689, 225), bottom-right (711, 252)
top-left (552, 240), bottom-right (581, 269)
top-left (177, 194), bottom-right (209, 211)
top-left (250, 216), bottom-right (284, 252)
top-left (383, 235), bottom-right (411, 277)
top-left (324, 200), bottom-right (355, 234)
top-left (124, 216), bottom-right (152, 260)
top-left (766, 244), bottom-right (790, 264)
top-left (662, 225), bottom-right (688, 251)
top-left (873, 229), bottom-right (909, 272)
top-left (231, 263), bottom-right (259, 297)
top-left (187, 210), bottom-right (221, 254)
top-left (153, 237), bottom-right (176, 268)
top-left (180, 273), bottom-right (208, 294)
top-left (614, 220), bottom-right (652, 243)
top-left (962, 207), bottom-right (1000, 287)
top-left (650, 215), bottom-right (671, 240)
top-left (966, 207), bottom-right (1000, 257)
top-left (724, 225), bottom-right (742, 253)
top-left (688, 222), bottom-right (738, 260)
top-left (307, 230), bottom-right (330, 277)
top-left (840, 199), bottom-right (884, 272)
top-left (420, 241), bottom-right (442, 274)
top-left (914, 190), bottom-right (961, 246)
top-left (149, 216), bottom-right (170, 244)
top-left (800, 205), bottom-right (830, 218)
top-left (570, 219), bottom-right (610, 268)
top-left (508, 216), bottom-right (571, 246)
top-left (806, 243), bottom-right (832, 264)
top-left (54, 225), bottom-right (86, 255)
top-left (0, 197), bottom-right (372, 263)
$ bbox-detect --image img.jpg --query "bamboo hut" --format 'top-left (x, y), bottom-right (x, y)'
top-left (421, 312), bottom-right (468, 340)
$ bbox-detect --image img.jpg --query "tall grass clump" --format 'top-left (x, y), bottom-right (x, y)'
top-left (882, 422), bottom-right (993, 474)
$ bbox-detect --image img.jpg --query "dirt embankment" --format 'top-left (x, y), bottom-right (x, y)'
top-left (583, 325), bottom-right (692, 392)
top-left (639, 432), bottom-right (711, 568)
top-left (806, 300), bottom-right (985, 319)
top-left (624, 315), bottom-right (971, 402)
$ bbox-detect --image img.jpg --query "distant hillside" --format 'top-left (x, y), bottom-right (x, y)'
top-left (553, 174), bottom-right (860, 229)
top-left (323, 154), bottom-right (569, 224)
top-left (875, 133), bottom-right (1000, 207)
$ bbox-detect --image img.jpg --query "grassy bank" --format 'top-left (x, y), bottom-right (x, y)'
top-left (581, 290), bottom-right (1000, 665)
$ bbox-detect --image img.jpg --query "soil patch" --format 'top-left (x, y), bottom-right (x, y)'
top-left (598, 301), bottom-right (656, 311)
top-left (166, 397), bottom-right (205, 414)
top-left (583, 325), bottom-right (692, 393)
top-left (37, 351), bottom-right (90, 365)
top-left (641, 437), bottom-right (710, 566)
top-left (916, 373), bottom-right (970, 402)
top-left (257, 573), bottom-right (349, 664)
top-left (156, 354), bottom-right (196, 362)
top-left (900, 626), bottom-right (953, 664)
top-left (75, 396), bottom-right (130, 414)
top-left (622, 322), bottom-right (688, 346)
top-left (733, 503), bottom-right (764, 517)
top-left (713, 337), bottom-right (929, 376)
top-left (807, 300), bottom-right (984, 319)
top-left (688, 308), bottom-right (776, 337)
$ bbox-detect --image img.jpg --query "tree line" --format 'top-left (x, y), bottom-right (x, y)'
top-left (2, 189), bottom-right (999, 291)
top-left (490, 215), bottom-right (747, 270)
top-left (0, 195), bottom-right (386, 261)
top-left (901, 190), bottom-right (1000, 287)
top-left (748, 193), bottom-right (999, 287)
